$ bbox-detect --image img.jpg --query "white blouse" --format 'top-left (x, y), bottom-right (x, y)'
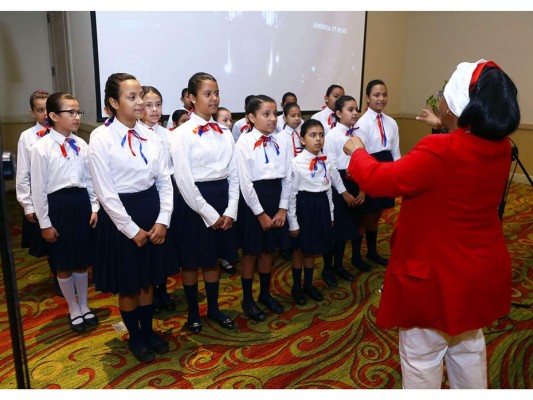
top-left (310, 107), bottom-right (336, 134)
top-left (277, 126), bottom-right (303, 157)
top-left (323, 122), bottom-right (360, 170)
top-left (30, 128), bottom-right (99, 229)
top-left (355, 108), bottom-right (401, 160)
top-left (89, 118), bottom-right (172, 239)
top-left (139, 121), bottom-right (173, 175)
top-left (235, 128), bottom-right (293, 216)
top-left (16, 122), bottom-right (47, 215)
top-left (170, 113), bottom-right (238, 227)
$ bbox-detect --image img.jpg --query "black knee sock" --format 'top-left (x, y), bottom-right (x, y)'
top-left (366, 229), bottom-right (378, 255)
top-left (333, 241), bottom-right (346, 269)
top-left (351, 235), bottom-right (363, 263)
top-left (183, 283), bottom-right (200, 322)
top-left (241, 277), bottom-right (254, 306)
top-left (322, 252), bottom-right (333, 272)
top-left (120, 309), bottom-right (141, 342)
top-left (205, 281), bottom-right (228, 321)
top-left (303, 267), bottom-right (314, 289)
top-left (258, 272), bottom-right (271, 299)
top-left (137, 304), bottom-right (154, 339)
top-left (291, 267), bottom-right (302, 290)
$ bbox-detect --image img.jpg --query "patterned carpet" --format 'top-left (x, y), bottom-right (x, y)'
top-left (0, 183), bottom-right (531, 389)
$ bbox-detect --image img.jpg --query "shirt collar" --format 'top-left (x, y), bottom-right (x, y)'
top-left (365, 108), bottom-right (381, 120)
top-left (49, 128), bottom-right (72, 144)
top-left (301, 148), bottom-right (320, 159)
top-left (252, 128), bottom-right (272, 141)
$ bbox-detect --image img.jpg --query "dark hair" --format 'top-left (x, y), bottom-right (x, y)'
top-left (46, 92), bottom-right (76, 127)
top-left (326, 84), bottom-right (344, 97)
top-left (283, 102), bottom-right (300, 116)
top-left (334, 95), bottom-right (357, 113)
top-left (215, 107), bottom-right (230, 120)
top-left (104, 73), bottom-right (137, 116)
top-left (281, 92), bottom-right (297, 105)
top-left (188, 72), bottom-right (217, 97)
top-left (300, 119), bottom-right (324, 138)
top-left (181, 87), bottom-right (189, 98)
top-left (246, 94), bottom-right (276, 116)
top-left (30, 90), bottom-right (50, 109)
top-left (366, 79), bottom-right (386, 97)
top-left (243, 94), bottom-right (256, 112)
top-left (142, 86), bottom-right (163, 102)
top-left (172, 109), bottom-right (188, 124)
top-left (459, 67), bottom-right (520, 140)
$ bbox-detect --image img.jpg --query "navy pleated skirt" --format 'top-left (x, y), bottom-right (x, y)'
top-left (290, 191), bottom-right (333, 256)
top-left (332, 170), bottom-right (362, 241)
top-left (21, 215), bottom-right (49, 259)
top-left (238, 178), bottom-right (290, 256)
top-left (174, 179), bottom-right (238, 270)
top-left (93, 185), bottom-right (179, 295)
top-left (363, 150), bottom-right (395, 213)
top-left (46, 187), bottom-right (94, 271)
top-left (166, 176), bottom-right (181, 252)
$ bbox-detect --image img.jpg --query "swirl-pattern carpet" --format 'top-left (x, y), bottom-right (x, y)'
top-left (0, 183), bottom-right (531, 389)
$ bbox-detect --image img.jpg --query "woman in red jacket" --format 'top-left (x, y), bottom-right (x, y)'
top-left (344, 60), bottom-right (520, 389)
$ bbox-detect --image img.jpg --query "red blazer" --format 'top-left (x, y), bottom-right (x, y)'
top-left (348, 127), bottom-right (512, 335)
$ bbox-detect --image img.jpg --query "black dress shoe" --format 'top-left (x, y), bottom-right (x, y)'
top-left (219, 261), bottom-right (237, 276)
top-left (303, 285), bottom-right (323, 301)
top-left (334, 266), bottom-right (355, 282)
top-left (146, 333), bottom-right (169, 354)
top-left (69, 315), bottom-right (86, 333)
top-left (241, 301), bottom-right (266, 321)
top-left (208, 314), bottom-right (236, 329)
top-left (258, 295), bottom-right (284, 314)
top-left (128, 338), bottom-right (155, 363)
top-left (367, 252), bottom-right (389, 266)
top-left (186, 320), bottom-right (203, 333)
top-left (352, 258), bottom-right (372, 272)
top-left (321, 271), bottom-right (337, 287)
top-left (291, 287), bottom-right (307, 305)
top-left (82, 311), bottom-right (99, 327)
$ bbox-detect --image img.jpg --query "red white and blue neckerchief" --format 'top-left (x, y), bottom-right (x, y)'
top-left (60, 137), bottom-right (79, 158)
top-left (377, 114), bottom-right (387, 147)
top-left (193, 122), bottom-right (224, 136)
top-left (290, 130), bottom-right (302, 157)
top-left (121, 129), bottom-right (148, 164)
top-left (345, 126), bottom-right (359, 137)
top-left (309, 155), bottom-right (329, 183)
top-left (104, 115), bottom-right (115, 127)
top-left (327, 113), bottom-right (337, 129)
top-left (254, 135), bottom-right (280, 164)
top-left (240, 122), bottom-right (252, 133)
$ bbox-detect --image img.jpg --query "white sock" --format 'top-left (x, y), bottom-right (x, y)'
top-left (72, 271), bottom-right (92, 316)
top-left (57, 276), bottom-right (82, 323)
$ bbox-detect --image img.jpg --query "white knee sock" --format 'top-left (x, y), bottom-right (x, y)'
top-left (57, 276), bottom-right (82, 322)
top-left (72, 271), bottom-right (92, 316)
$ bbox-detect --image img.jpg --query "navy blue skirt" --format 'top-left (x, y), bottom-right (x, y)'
top-left (21, 215), bottom-right (49, 259)
top-left (238, 179), bottom-right (290, 256)
top-left (175, 179), bottom-right (238, 269)
top-left (93, 185), bottom-right (179, 295)
top-left (363, 150), bottom-right (395, 213)
top-left (332, 170), bottom-right (362, 241)
top-left (290, 191), bottom-right (333, 256)
top-left (166, 176), bottom-right (181, 252)
top-left (46, 187), bottom-right (94, 271)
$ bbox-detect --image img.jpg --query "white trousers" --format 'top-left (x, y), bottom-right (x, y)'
top-left (399, 327), bottom-right (488, 389)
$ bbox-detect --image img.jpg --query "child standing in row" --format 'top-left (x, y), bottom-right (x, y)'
top-left (89, 73), bottom-right (172, 363)
top-left (235, 95), bottom-right (293, 321)
top-left (232, 94), bottom-right (255, 142)
top-left (30, 92), bottom-right (99, 333)
top-left (276, 102), bottom-right (303, 157)
top-left (323, 96), bottom-right (363, 284)
top-left (275, 92), bottom-right (298, 133)
top-left (311, 85), bottom-right (345, 135)
top-left (139, 86), bottom-right (180, 313)
top-left (170, 72), bottom-right (239, 333)
top-left (169, 109), bottom-right (189, 130)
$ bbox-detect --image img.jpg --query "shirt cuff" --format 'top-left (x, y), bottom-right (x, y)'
top-left (156, 211), bottom-right (171, 227)
top-left (91, 204), bottom-right (100, 213)
top-left (122, 221), bottom-right (141, 240)
top-left (24, 205), bottom-right (35, 215)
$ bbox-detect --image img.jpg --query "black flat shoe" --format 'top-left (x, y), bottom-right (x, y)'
top-left (241, 301), bottom-right (266, 321)
top-left (208, 314), bottom-right (236, 330)
top-left (219, 261), bottom-right (237, 276)
top-left (128, 339), bottom-right (155, 363)
top-left (186, 320), bottom-right (203, 333)
top-left (304, 285), bottom-right (323, 301)
top-left (321, 271), bottom-right (337, 287)
top-left (334, 266), bottom-right (355, 282)
top-left (258, 295), bottom-right (284, 314)
top-left (352, 258), bottom-right (372, 272)
top-left (291, 287), bottom-right (307, 305)
top-left (69, 315), bottom-right (86, 333)
top-left (146, 333), bottom-right (169, 355)
top-left (82, 311), bottom-right (99, 327)
top-left (367, 253), bottom-right (388, 266)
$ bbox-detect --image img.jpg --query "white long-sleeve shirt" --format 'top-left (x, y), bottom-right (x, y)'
top-left (276, 126), bottom-right (303, 157)
top-left (170, 113), bottom-right (239, 227)
top-left (310, 107), bottom-right (336, 134)
top-left (139, 121), bottom-right (173, 176)
top-left (323, 122), bottom-right (360, 171)
top-left (355, 108), bottom-right (401, 161)
top-left (89, 118), bottom-right (172, 239)
top-left (235, 128), bottom-right (292, 216)
top-left (232, 117), bottom-right (252, 143)
top-left (16, 122), bottom-right (46, 215)
top-left (30, 128), bottom-right (99, 229)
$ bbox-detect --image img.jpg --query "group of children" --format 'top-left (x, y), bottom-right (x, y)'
top-left (16, 74), bottom-right (400, 364)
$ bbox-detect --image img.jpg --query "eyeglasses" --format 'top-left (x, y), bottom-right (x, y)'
top-left (56, 110), bottom-right (85, 118)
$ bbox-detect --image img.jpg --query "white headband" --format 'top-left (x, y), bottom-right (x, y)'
top-left (443, 59), bottom-right (487, 118)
